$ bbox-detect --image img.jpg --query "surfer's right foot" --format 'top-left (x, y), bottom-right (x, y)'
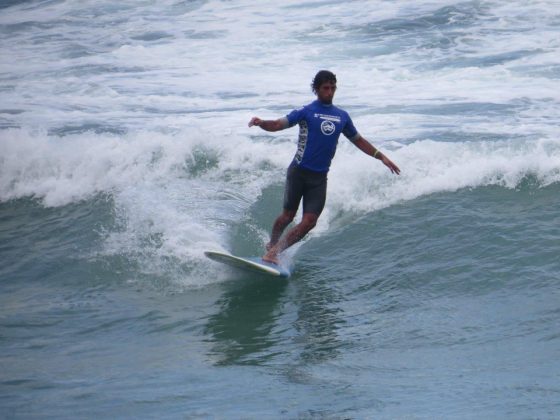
top-left (262, 250), bottom-right (279, 265)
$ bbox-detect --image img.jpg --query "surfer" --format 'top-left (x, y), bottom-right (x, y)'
top-left (249, 70), bottom-right (400, 264)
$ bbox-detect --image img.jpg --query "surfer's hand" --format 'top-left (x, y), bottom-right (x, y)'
top-left (382, 155), bottom-right (401, 175)
top-left (248, 117), bottom-right (262, 127)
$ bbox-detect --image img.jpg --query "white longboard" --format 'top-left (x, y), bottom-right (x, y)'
top-left (204, 250), bottom-right (291, 278)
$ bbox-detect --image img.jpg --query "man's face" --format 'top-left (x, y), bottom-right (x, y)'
top-left (317, 81), bottom-right (336, 104)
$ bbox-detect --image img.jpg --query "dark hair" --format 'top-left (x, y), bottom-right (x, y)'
top-left (311, 70), bottom-right (337, 93)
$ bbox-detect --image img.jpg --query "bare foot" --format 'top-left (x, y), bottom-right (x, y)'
top-left (262, 251), bottom-right (279, 265)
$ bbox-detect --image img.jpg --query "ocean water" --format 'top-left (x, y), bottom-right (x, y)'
top-left (1, 0), bottom-right (559, 418)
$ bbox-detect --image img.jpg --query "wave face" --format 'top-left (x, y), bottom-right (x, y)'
top-left (1, 1), bottom-right (559, 418)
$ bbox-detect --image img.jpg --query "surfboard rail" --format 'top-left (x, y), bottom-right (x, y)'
top-left (204, 251), bottom-right (291, 278)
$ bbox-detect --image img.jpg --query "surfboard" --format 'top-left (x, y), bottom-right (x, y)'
top-left (204, 250), bottom-right (291, 278)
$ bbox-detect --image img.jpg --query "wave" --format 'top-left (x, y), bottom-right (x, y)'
top-left (2, 129), bottom-right (558, 260)
top-left (3, 128), bottom-right (558, 208)
top-left (328, 135), bottom-right (560, 215)
top-left (1, 0), bottom-right (559, 289)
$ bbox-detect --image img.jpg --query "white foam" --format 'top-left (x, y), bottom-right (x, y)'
top-left (2, 127), bottom-right (558, 250)
top-left (327, 137), bottom-right (560, 216)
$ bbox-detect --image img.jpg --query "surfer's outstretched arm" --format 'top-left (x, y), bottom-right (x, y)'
top-left (248, 117), bottom-right (288, 132)
top-left (352, 135), bottom-right (401, 175)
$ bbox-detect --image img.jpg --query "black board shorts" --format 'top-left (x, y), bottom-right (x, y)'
top-left (283, 161), bottom-right (328, 216)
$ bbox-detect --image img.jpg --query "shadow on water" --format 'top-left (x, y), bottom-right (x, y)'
top-left (204, 180), bottom-right (347, 368)
top-left (290, 266), bottom-right (345, 367)
top-left (204, 274), bottom-right (287, 366)
top-left (204, 267), bottom-right (347, 375)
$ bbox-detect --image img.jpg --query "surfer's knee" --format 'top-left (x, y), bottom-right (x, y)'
top-left (279, 210), bottom-right (296, 225)
top-left (301, 213), bottom-right (318, 231)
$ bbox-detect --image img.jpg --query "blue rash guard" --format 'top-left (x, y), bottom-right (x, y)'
top-left (281, 100), bottom-right (360, 173)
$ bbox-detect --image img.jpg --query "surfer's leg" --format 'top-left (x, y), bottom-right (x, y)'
top-left (301, 170), bottom-right (327, 216)
top-left (280, 212), bottom-right (318, 249)
top-left (263, 212), bottom-right (318, 263)
top-left (266, 163), bottom-right (303, 251)
top-left (266, 209), bottom-right (296, 250)
top-left (263, 166), bottom-right (326, 263)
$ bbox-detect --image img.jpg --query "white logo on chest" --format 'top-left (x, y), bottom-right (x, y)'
top-left (320, 120), bottom-right (335, 135)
